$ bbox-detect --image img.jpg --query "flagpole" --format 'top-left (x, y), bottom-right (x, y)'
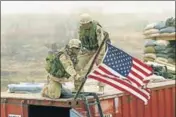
top-left (74, 32), bottom-right (109, 100)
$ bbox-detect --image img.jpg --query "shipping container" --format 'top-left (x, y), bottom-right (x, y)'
top-left (1, 80), bottom-right (175, 117)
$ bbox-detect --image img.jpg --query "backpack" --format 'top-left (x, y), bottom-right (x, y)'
top-left (45, 51), bottom-right (70, 78)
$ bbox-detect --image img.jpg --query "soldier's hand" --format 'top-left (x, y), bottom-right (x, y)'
top-left (74, 74), bottom-right (81, 80)
top-left (68, 73), bottom-right (78, 81)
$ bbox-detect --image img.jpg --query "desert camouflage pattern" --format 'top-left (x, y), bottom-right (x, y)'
top-left (74, 24), bottom-right (106, 92)
top-left (41, 45), bottom-right (78, 99)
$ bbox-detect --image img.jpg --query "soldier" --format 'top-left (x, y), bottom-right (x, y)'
top-left (41, 39), bottom-right (81, 99)
top-left (74, 13), bottom-right (109, 92)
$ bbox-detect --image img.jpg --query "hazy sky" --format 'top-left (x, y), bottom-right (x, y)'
top-left (1, 1), bottom-right (175, 14)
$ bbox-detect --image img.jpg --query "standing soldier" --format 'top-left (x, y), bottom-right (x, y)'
top-left (41, 39), bottom-right (81, 99)
top-left (74, 13), bottom-right (109, 92)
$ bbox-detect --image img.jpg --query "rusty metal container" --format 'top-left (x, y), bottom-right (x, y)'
top-left (116, 80), bottom-right (175, 117)
top-left (1, 80), bottom-right (175, 117)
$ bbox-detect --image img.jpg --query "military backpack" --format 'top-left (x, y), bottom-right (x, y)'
top-left (45, 51), bottom-right (70, 79)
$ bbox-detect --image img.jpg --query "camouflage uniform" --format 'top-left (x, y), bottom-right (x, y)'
top-left (41, 39), bottom-right (81, 99)
top-left (74, 13), bottom-right (107, 92)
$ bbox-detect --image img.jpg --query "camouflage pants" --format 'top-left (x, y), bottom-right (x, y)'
top-left (41, 77), bottom-right (62, 99)
top-left (75, 50), bottom-right (105, 92)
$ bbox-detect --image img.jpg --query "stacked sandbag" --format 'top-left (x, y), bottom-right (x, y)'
top-left (143, 17), bottom-right (175, 79)
top-left (155, 40), bottom-right (175, 65)
top-left (143, 17), bottom-right (176, 64)
top-left (143, 17), bottom-right (175, 40)
top-left (143, 23), bottom-right (160, 39)
top-left (144, 39), bottom-right (156, 62)
top-left (154, 40), bottom-right (176, 80)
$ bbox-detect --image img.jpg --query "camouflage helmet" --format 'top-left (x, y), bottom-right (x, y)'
top-left (80, 13), bottom-right (92, 24)
top-left (68, 39), bottom-right (81, 48)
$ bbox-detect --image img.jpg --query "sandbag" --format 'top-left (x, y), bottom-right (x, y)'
top-left (156, 57), bottom-right (168, 63)
top-left (156, 32), bottom-right (176, 41)
top-left (144, 39), bottom-right (156, 47)
top-left (168, 58), bottom-right (175, 65)
top-left (160, 27), bottom-right (175, 33)
top-left (154, 21), bottom-right (166, 30)
top-left (144, 53), bottom-right (156, 59)
top-left (156, 53), bottom-right (174, 59)
top-left (143, 29), bottom-right (159, 35)
top-left (143, 57), bottom-right (155, 62)
top-left (144, 23), bottom-right (157, 30)
top-left (155, 40), bottom-right (170, 46)
top-left (144, 46), bottom-right (156, 53)
top-left (158, 32), bottom-right (175, 37)
top-left (155, 45), bottom-right (167, 52)
top-left (156, 36), bottom-right (175, 41)
top-left (157, 47), bottom-right (174, 54)
top-left (144, 33), bottom-right (160, 38)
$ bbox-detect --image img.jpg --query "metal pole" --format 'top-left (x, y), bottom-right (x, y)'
top-left (74, 32), bottom-right (109, 100)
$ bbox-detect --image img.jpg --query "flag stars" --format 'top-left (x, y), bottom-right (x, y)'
top-left (103, 44), bottom-right (133, 77)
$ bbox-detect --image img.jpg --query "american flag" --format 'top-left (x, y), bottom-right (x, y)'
top-left (88, 43), bottom-right (153, 104)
